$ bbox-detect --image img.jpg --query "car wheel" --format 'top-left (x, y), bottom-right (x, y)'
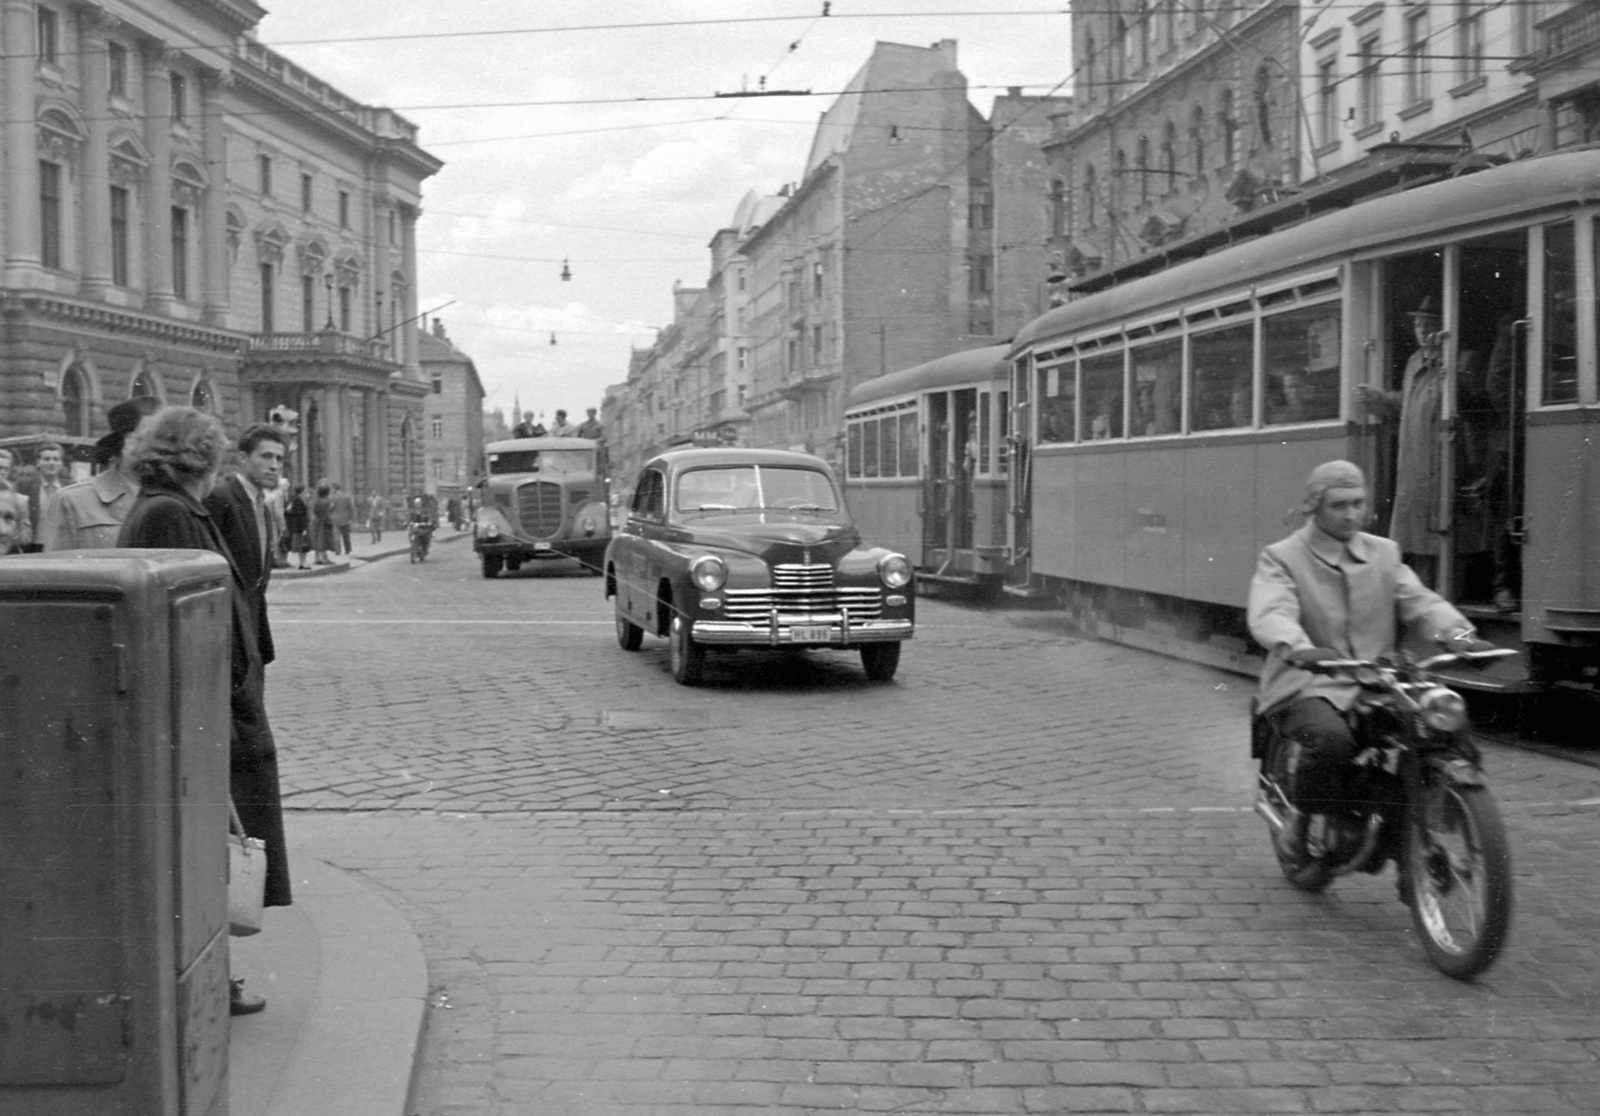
top-left (482, 555), bottom-right (503, 579)
top-left (668, 613), bottom-right (705, 685)
top-left (859, 642), bottom-right (901, 682)
top-left (616, 606), bottom-right (644, 651)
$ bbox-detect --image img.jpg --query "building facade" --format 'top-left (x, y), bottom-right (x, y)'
top-left (1046, 0), bottom-right (1302, 284)
top-left (606, 39), bottom-right (1069, 478)
top-left (1, 0), bottom-right (440, 495)
top-left (418, 318), bottom-right (485, 499)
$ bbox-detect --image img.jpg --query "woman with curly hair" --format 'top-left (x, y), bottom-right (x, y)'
top-left (117, 406), bottom-right (291, 1016)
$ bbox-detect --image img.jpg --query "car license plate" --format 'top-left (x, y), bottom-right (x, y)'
top-left (790, 625), bottom-right (831, 643)
top-left (534, 542), bottom-right (552, 551)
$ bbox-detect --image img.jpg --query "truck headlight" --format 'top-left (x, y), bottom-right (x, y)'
top-left (878, 553), bottom-right (912, 589)
top-left (690, 555), bottom-right (727, 592)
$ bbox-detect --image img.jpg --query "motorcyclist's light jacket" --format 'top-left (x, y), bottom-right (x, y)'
top-left (1248, 522), bottom-right (1470, 712)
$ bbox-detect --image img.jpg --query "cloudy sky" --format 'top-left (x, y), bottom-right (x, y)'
top-left (254, 2), bottom-right (1073, 420)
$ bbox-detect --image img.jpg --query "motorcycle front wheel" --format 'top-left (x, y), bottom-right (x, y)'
top-left (1403, 782), bottom-right (1513, 980)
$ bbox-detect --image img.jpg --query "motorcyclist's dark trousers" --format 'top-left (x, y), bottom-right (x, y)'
top-left (1272, 696), bottom-right (1358, 813)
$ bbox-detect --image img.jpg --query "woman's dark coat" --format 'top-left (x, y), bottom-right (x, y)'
top-left (117, 484), bottom-right (292, 906)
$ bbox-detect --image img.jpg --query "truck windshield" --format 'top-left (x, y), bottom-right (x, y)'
top-left (675, 465), bottom-right (839, 513)
top-left (488, 449), bottom-right (593, 476)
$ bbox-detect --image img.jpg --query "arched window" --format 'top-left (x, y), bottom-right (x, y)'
top-left (1049, 177), bottom-right (1066, 236)
top-left (1254, 65), bottom-right (1274, 147)
top-left (61, 365), bottom-right (89, 437)
top-left (130, 369), bottom-right (157, 399)
top-left (1163, 120), bottom-right (1178, 191)
top-left (191, 378), bottom-right (213, 412)
top-left (1136, 135), bottom-right (1150, 204)
top-left (1191, 104), bottom-right (1206, 178)
top-left (1219, 89), bottom-right (1236, 166)
top-left (1083, 31), bottom-right (1096, 102)
top-left (1084, 164), bottom-right (1098, 228)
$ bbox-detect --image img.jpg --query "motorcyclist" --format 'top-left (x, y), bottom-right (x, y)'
top-left (1247, 460), bottom-right (1495, 850)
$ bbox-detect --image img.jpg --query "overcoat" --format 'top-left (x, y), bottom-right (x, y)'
top-left (1247, 521), bottom-right (1471, 714)
top-left (118, 484), bottom-right (292, 906)
top-left (204, 473), bottom-right (275, 664)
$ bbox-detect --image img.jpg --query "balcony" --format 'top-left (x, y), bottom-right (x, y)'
top-left (242, 331), bottom-right (402, 387)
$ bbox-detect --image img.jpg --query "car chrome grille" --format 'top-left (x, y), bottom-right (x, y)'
top-left (722, 563), bottom-right (883, 622)
top-left (515, 481), bottom-right (564, 538)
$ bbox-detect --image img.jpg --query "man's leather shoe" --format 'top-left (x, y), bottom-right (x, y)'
top-left (230, 978), bottom-right (266, 1016)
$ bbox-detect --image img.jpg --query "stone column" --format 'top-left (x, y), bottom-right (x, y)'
top-left (78, 7), bottom-right (113, 297)
top-left (371, 390), bottom-right (390, 495)
top-left (200, 71), bottom-right (230, 326)
top-left (142, 42), bottom-right (174, 314)
top-left (3, 0), bottom-right (42, 283)
top-left (401, 206), bottom-right (421, 375)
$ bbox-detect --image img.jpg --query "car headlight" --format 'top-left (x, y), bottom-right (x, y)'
top-left (690, 555), bottom-right (727, 592)
top-left (1419, 687), bottom-right (1468, 733)
top-left (878, 553), bottom-right (912, 589)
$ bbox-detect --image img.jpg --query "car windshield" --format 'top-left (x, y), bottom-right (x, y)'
top-left (675, 465), bottom-right (839, 513)
top-left (487, 449), bottom-right (593, 476)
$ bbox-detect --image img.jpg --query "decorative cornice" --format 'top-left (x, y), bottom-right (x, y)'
top-left (2, 290), bottom-right (247, 353)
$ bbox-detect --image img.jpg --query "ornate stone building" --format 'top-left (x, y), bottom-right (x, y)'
top-left (0, 0), bottom-right (440, 494)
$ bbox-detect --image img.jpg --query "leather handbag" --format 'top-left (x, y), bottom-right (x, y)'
top-left (228, 800), bottom-right (267, 937)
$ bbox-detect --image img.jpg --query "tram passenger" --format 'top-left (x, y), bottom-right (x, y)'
top-left (1355, 299), bottom-right (1447, 587)
top-left (1268, 369), bottom-right (1315, 424)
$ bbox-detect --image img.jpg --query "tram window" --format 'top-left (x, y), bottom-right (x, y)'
top-left (847, 422), bottom-right (862, 477)
top-left (1037, 362), bottom-right (1076, 443)
top-left (1544, 221), bottom-right (1578, 405)
top-left (1263, 303), bottom-right (1341, 424)
top-left (1082, 352), bottom-right (1125, 439)
top-left (862, 418), bottom-right (881, 478)
top-left (881, 414), bottom-right (899, 476)
top-left (899, 411), bottom-right (918, 475)
top-left (1189, 321), bottom-right (1255, 430)
top-left (1131, 339), bottom-right (1182, 436)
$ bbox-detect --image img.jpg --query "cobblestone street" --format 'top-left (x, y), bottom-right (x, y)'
top-left (266, 538), bottom-right (1600, 1115)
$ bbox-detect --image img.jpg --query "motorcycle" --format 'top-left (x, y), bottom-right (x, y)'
top-left (408, 518), bottom-right (434, 563)
top-left (1252, 647), bottom-right (1517, 980)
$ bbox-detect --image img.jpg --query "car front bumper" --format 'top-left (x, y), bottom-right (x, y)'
top-left (476, 538), bottom-right (604, 560)
top-left (690, 613), bottom-right (913, 647)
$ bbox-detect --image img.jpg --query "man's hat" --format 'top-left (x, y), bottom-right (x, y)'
top-left (1409, 295), bottom-right (1439, 319)
top-left (94, 396), bottom-right (163, 462)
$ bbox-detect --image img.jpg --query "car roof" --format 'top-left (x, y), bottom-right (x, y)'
top-left (486, 437), bottom-right (598, 452)
top-left (645, 447), bottom-right (833, 473)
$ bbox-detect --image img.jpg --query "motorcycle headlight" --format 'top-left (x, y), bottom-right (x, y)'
top-left (690, 555), bottom-right (727, 592)
top-left (878, 553), bottom-right (912, 590)
top-left (1419, 687), bottom-right (1468, 733)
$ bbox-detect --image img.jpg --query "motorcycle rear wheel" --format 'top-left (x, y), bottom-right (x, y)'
top-left (1403, 782), bottom-right (1513, 981)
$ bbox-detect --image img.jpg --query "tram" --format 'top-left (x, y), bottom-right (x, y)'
top-left (1001, 148), bottom-right (1600, 697)
top-left (843, 344), bottom-right (1013, 593)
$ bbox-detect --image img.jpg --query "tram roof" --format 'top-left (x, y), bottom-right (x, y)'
top-left (1012, 149), bottom-right (1600, 354)
top-left (847, 344), bottom-right (1011, 408)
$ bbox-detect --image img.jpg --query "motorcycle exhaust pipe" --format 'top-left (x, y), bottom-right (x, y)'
top-left (1254, 796), bottom-right (1287, 832)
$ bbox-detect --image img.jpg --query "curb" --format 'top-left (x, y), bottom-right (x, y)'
top-left (229, 856), bottom-right (428, 1116)
top-left (272, 533), bottom-right (468, 580)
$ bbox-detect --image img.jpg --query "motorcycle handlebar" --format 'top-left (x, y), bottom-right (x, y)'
top-left (1302, 648), bottom-right (1517, 675)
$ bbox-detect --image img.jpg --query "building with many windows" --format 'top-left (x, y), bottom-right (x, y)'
top-left (607, 39), bottom-right (1069, 476)
top-left (1, 0), bottom-right (441, 494)
top-left (418, 317), bottom-right (485, 499)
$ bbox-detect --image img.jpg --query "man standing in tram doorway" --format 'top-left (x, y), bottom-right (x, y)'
top-left (1357, 298), bottom-right (1447, 588)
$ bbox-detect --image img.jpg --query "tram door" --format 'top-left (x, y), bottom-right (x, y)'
top-left (921, 389), bottom-right (977, 568)
top-left (1452, 233), bottom-right (1527, 611)
top-left (1373, 238), bottom-right (1526, 606)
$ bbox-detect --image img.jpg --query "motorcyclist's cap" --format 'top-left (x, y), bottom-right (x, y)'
top-left (1300, 459), bottom-right (1366, 514)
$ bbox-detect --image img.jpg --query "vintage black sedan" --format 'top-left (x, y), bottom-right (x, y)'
top-left (604, 447), bottom-right (914, 685)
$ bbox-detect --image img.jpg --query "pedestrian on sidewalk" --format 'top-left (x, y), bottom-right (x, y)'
top-left (116, 406), bottom-right (292, 1017)
top-left (310, 482), bottom-right (335, 565)
top-left (368, 489), bottom-right (385, 542)
top-left (329, 483), bottom-right (355, 555)
top-left (284, 484), bottom-right (311, 569)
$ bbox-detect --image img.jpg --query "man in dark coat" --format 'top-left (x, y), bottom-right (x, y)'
top-left (205, 424), bottom-right (284, 667)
